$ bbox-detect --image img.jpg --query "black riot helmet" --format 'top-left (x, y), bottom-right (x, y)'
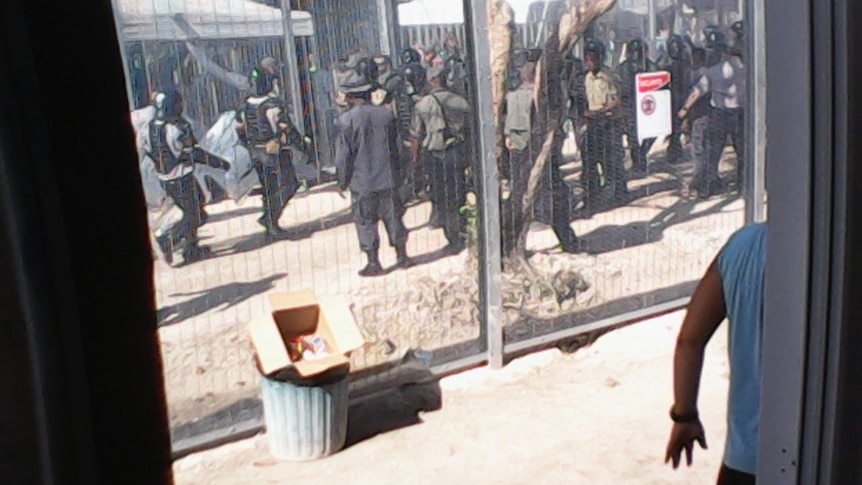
top-left (667, 35), bottom-right (687, 60)
top-left (445, 55), bottom-right (464, 68)
top-left (249, 68), bottom-right (278, 96)
top-left (399, 62), bottom-right (427, 95)
top-left (153, 88), bottom-right (184, 120)
top-left (627, 38), bottom-right (646, 62)
top-left (583, 38), bottom-right (606, 72)
top-left (705, 29), bottom-right (728, 50)
top-left (703, 24), bottom-right (721, 38)
top-left (731, 20), bottom-right (744, 39)
top-left (400, 47), bottom-right (421, 65)
top-left (354, 57), bottom-right (380, 84)
top-left (584, 38), bottom-right (606, 59)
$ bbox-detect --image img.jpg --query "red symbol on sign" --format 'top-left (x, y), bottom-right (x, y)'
top-left (641, 95), bottom-right (656, 116)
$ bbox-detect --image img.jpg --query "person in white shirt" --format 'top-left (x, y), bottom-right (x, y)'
top-left (677, 30), bottom-right (746, 198)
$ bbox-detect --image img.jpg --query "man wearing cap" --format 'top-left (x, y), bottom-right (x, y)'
top-left (410, 65), bottom-right (472, 254)
top-left (335, 73), bottom-right (412, 277)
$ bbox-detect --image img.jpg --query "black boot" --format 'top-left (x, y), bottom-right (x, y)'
top-left (359, 250), bottom-right (385, 277)
top-left (156, 234), bottom-right (174, 265)
top-left (258, 216), bottom-right (287, 239)
top-left (395, 245), bottom-right (413, 269)
top-left (428, 205), bottom-right (442, 229)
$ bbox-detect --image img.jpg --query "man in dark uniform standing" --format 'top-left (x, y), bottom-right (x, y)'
top-left (336, 73), bottom-right (411, 277)
top-left (618, 38), bottom-right (659, 174)
top-left (236, 66), bottom-right (313, 238)
top-left (662, 35), bottom-right (692, 165)
top-left (144, 88), bottom-right (211, 265)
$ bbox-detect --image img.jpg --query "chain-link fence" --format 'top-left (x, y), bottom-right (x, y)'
top-left (110, 0), bottom-right (763, 456)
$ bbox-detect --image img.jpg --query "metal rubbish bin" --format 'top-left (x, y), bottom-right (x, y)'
top-left (259, 364), bottom-right (350, 461)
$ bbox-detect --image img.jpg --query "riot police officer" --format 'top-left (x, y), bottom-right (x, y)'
top-left (400, 47), bottom-right (422, 66)
top-left (617, 38), bottom-right (659, 174)
top-left (144, 88), bottom-right (211, 265)
top-left (444, 55), bottom-right (469, 97)
top-left (677, 30), bottom-right (746, 198)
top-left (395, 61), bottom-right (429, 203)
top-left (236, 67), bottom-right (313, 238)
top-left (729, 20), bottom-right (746, 59)
top-left (662, 35), bottom-right (691, 165)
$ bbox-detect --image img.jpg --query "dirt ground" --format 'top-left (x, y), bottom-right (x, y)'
top-left (172, 310), bottom-right (732, 485)
top-left (155, 145), bottom-right (744, 429)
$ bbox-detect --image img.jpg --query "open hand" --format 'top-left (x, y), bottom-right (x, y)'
top-left (665, 421), bottom-right (707, 469)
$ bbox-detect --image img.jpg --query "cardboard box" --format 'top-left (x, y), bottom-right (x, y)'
top-left (249, 290), bottom-right (365, 378)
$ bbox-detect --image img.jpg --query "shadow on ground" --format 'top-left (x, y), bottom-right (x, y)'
top-left (576, 194), bottom-right (741, 255)
top-left (157, 273), bottom-right (286, 327)
top-left (170, 352), bottom-right (443, 458)
top-left (344, 360), bottom-right (442, 449)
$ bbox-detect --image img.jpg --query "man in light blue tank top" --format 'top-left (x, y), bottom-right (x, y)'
top-left (665, 223), bottom-right (767, 484)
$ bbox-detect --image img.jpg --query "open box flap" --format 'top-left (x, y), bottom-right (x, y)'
top-left (292, 353), bottom-right (351, 378)
top-left (248, 316), bottom-right (292, 375)
top-left (318, 295), bottom-right (365, 354)
top-left (266, 290), bottom-right (317, 312)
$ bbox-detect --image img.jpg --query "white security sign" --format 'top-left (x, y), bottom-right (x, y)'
top-left (635, 71), bottom-right (673, 143)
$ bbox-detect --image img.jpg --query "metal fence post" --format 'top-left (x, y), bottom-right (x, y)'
top-left (464, 0), bottom-right (504, 370)
top-left (280, 0), bottom-right (306, 135)
top-left (746, 0), bottom-right (768, 224)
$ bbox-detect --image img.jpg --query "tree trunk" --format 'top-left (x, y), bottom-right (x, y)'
top-left (491, 0), bottom-right (618, 269)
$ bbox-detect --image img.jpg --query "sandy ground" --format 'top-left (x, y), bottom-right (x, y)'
top-left (173, 310), bottom-right (732, 485)
top-left (154, 144), bottom-right (744, 430)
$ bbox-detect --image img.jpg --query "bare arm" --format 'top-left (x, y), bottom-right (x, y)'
top-left (672, 257), bottom-right (727, 416)
top-left (679, 75), bottom-right (708, 117)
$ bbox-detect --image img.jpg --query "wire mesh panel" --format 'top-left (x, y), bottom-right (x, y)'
top-left (111, 0), bottom-right (484, 451)
top-left (491, 0), bottom-right (754, 347)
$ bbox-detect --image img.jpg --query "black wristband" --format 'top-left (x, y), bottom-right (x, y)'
top-left (670, 406), bottom-right (700, 424)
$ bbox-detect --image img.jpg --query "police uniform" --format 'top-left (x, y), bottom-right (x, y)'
top-left (617, 39), bottom-right (659, 173)
top-left (373, 62), bottom-right (426, 207)
top-left (236, 68), bottom-right (312, 237)
top-left (583, 64), bottom-right (627, 205)
top-left (663, 35), bottom-right (692, 165)
top-left (688, 43), bottom-right (746, 197)
top-left (445, 57), bottom-right (470, 97)
top-left (505, 82), bottom-right (579, 254)
top-left (143, 90), bottom-right (210, 265)
top-left (411, 67), bottom-right (472, 251)
top-left (336, 74), bottom-right (410, 276)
